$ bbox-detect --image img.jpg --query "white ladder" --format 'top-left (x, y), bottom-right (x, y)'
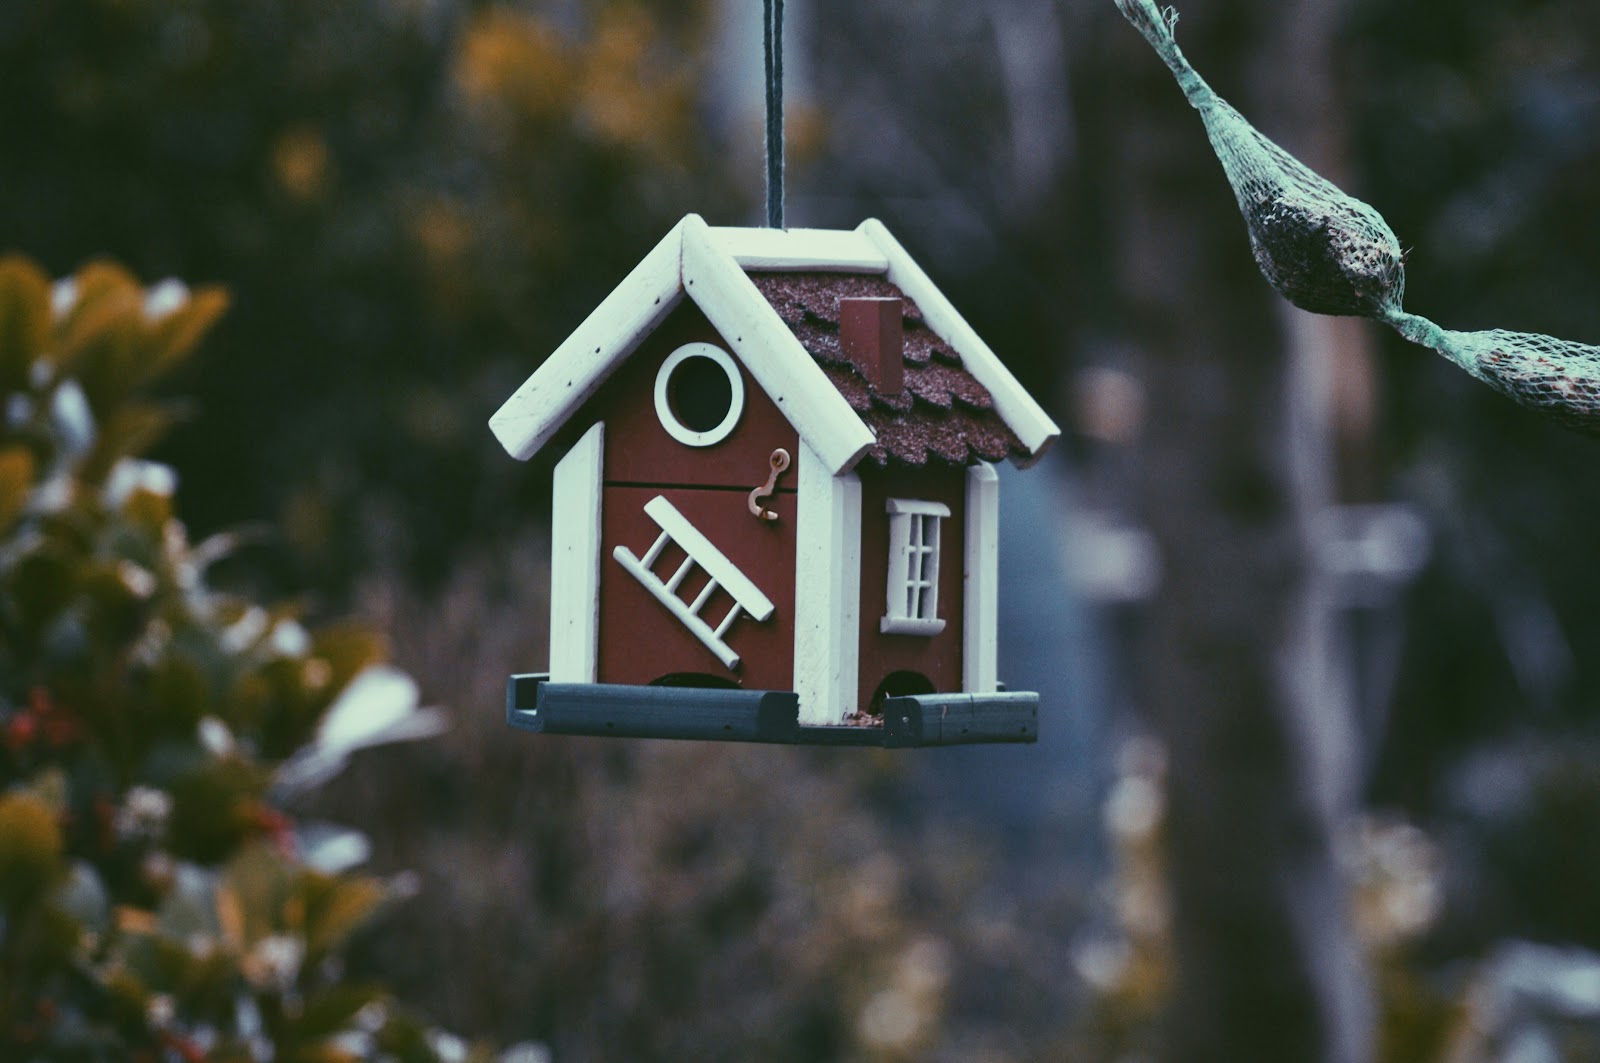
top-left (612, 495), bottom-right (775, 671)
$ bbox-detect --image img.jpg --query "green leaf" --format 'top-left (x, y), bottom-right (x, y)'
top-left (8, 543), bottom-right (79, 640)
top-left (145, 652), bottom-right (212, 736)
top-left (79, 400), bottom-right (187, 486)
top-left (168, 758), bottom-right (269, 864)
top-left (292, 983), bottom-right (386, 1040)
top-left (78, 558), bottom-right (159, 647)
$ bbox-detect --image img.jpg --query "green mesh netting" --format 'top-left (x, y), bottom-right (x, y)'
top-left (1390, 312), bottom-right (1600, 433)
top-left (1115, 0), bottom-right (1600, 436)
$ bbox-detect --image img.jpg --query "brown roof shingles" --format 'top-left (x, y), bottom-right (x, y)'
top-left (747, 272), bottom-right (1025, 468)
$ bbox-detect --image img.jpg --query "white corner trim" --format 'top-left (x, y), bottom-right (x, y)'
top-left (963, 463), bottom-right (1000, 693)
top-left (611, 494), bottom-right (774, 673)
top-left (856, 218), bottom-right (1061, 465)
top-left (793, 443), bottom-right (862, 724)
top-left (680, 216), bottom-right (876, 477)
top-left (653, 342), bottom-right (745, 447)
top-left (710, 226), bottom-right (890, 273)
top-left (549, 422), bottom-right (604, 683)
top-left (489, 218), bottom-right (689, 461)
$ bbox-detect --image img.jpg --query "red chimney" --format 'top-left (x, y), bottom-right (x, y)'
top-left (839, 297), bottom-right (905, 395)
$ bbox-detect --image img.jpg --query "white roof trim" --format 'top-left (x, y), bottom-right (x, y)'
top-left (856, 218), bottom-right (1061, 465)
top-left (710, 226), bottom-right (888, 273)
top-left (680, 216), bottom-right (875, 475)
top-left (489, 218), bottom-right (688, 461)
top-left (489, 213), bottom-right (1054, 475)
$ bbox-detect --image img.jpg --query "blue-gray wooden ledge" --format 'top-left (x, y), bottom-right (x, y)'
top-left (506, 675), bottom-right (1038, 747)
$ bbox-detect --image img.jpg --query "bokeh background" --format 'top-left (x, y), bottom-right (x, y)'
top-left (5, 0), bottom-right (1600, 1060)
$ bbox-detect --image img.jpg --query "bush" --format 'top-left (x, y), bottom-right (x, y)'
top-left (0, 256), bottom-right (495, 1062)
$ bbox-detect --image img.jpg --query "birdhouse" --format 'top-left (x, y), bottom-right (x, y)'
top-left (491, 214), bottom-right (1059, 746)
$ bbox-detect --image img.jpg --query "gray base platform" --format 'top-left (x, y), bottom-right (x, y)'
top-left (507, 674), bottom-right (1038, 747)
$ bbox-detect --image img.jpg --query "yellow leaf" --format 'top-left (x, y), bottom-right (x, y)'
top-left (54, 261), bottom-right (140, 357)
top-left (312, 624), bottom-right (391, 703)
top-left (220, 841), bottom-right (295, 942)
top-left (62, 260), bottom-right (140, 320)
top-left (303, 873), bottom-right (385, 956)
top-left (0, 792), bottom-right (65, 910)
top-left (272, 126), bottom-right (334, 202)
top-left (52, 261), bottom-right (143, 412)
top-left (455, 9), bottom-right (572, 116)
top-left (0, 255), bottom-right (51, 394)
top-left (114, 904), bottom-right (160, 934)
top-left (0, 446), bottom-right (36, 529)
top-left (214, 883), bottom-right (246, 949)
top-left (144, 285), bottom-right (228, 380)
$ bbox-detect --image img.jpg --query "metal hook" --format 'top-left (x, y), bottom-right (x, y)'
top-left (748, 448), bottom-right (791, 521)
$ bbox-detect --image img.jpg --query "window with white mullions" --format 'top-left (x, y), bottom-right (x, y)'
top-left (882, 499), bottom-right (949, 636)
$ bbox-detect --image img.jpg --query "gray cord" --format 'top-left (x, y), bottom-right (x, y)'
top-left (764, 0), bottom-right (785, 229)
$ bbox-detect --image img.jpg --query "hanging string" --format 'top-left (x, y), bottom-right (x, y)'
top-left (763, 0), bottom-right (785, 229)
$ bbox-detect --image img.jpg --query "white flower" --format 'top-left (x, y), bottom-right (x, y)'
top-left (116, 559), bottom-right (158, 600)
top-left (270, 619), bottom-right (311, 657)
top-left (221, 606), bottom-right (270, 654)
top-left (198, 716), bottom-right (236, 757)
top-left (51, 379), bottom-right (95, 456)
top-left (427, 1030), bottom-right (468, 1063)
top-left (501, 1043), bottom-right (553, 1063)
top-left (114, 786), bottom-right (173, 843)
top-left (247, 935), bottom-right (305, 993)
top-left (146, 993), bottom-right (175, 1029)
top-left (104, 458), bottom-right (178, 508)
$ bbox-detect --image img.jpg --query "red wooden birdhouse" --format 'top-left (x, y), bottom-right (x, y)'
top-left (492, 215), bottom-right (1058, 746)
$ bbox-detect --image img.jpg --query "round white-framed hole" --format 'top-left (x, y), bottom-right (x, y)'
top-left (653, 342), bottom-right (745, 447)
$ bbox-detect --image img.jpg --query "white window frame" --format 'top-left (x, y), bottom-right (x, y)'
top-left (881, 498), bottom-right (950, 636)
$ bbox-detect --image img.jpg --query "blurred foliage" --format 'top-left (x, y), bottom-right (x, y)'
top-left (1342, 0), bottom-right (1600, 976)
top-left (1067, 736), bottom-right (1600, 1063)
top-left (6, 0), bottom-right (1600, 1058)
top-left (0, 0), bottom-right (739, 592)
top-left (0, 257), bottom-right (502, 1062)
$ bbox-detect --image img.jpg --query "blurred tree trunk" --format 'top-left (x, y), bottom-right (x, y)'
top-left (1099, 0), bottom-right (1373, 1060)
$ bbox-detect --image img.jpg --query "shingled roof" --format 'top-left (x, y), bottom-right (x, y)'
top-left (749, 272), bottom-right (1026, 467)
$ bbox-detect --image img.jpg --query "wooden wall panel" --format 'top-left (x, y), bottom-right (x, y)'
top-left (598, 485), bottom-right (796, 692)
top-left (588, 301), bottom-right (800, 491)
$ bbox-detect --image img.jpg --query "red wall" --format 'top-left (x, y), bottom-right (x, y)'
top-left (584, 302), bottom-right (799, 691)
top-left (594, 303), bottom-right (799, 490)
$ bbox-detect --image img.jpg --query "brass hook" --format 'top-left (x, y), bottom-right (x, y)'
top-left (748, 448), bottom-right (791, 522)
